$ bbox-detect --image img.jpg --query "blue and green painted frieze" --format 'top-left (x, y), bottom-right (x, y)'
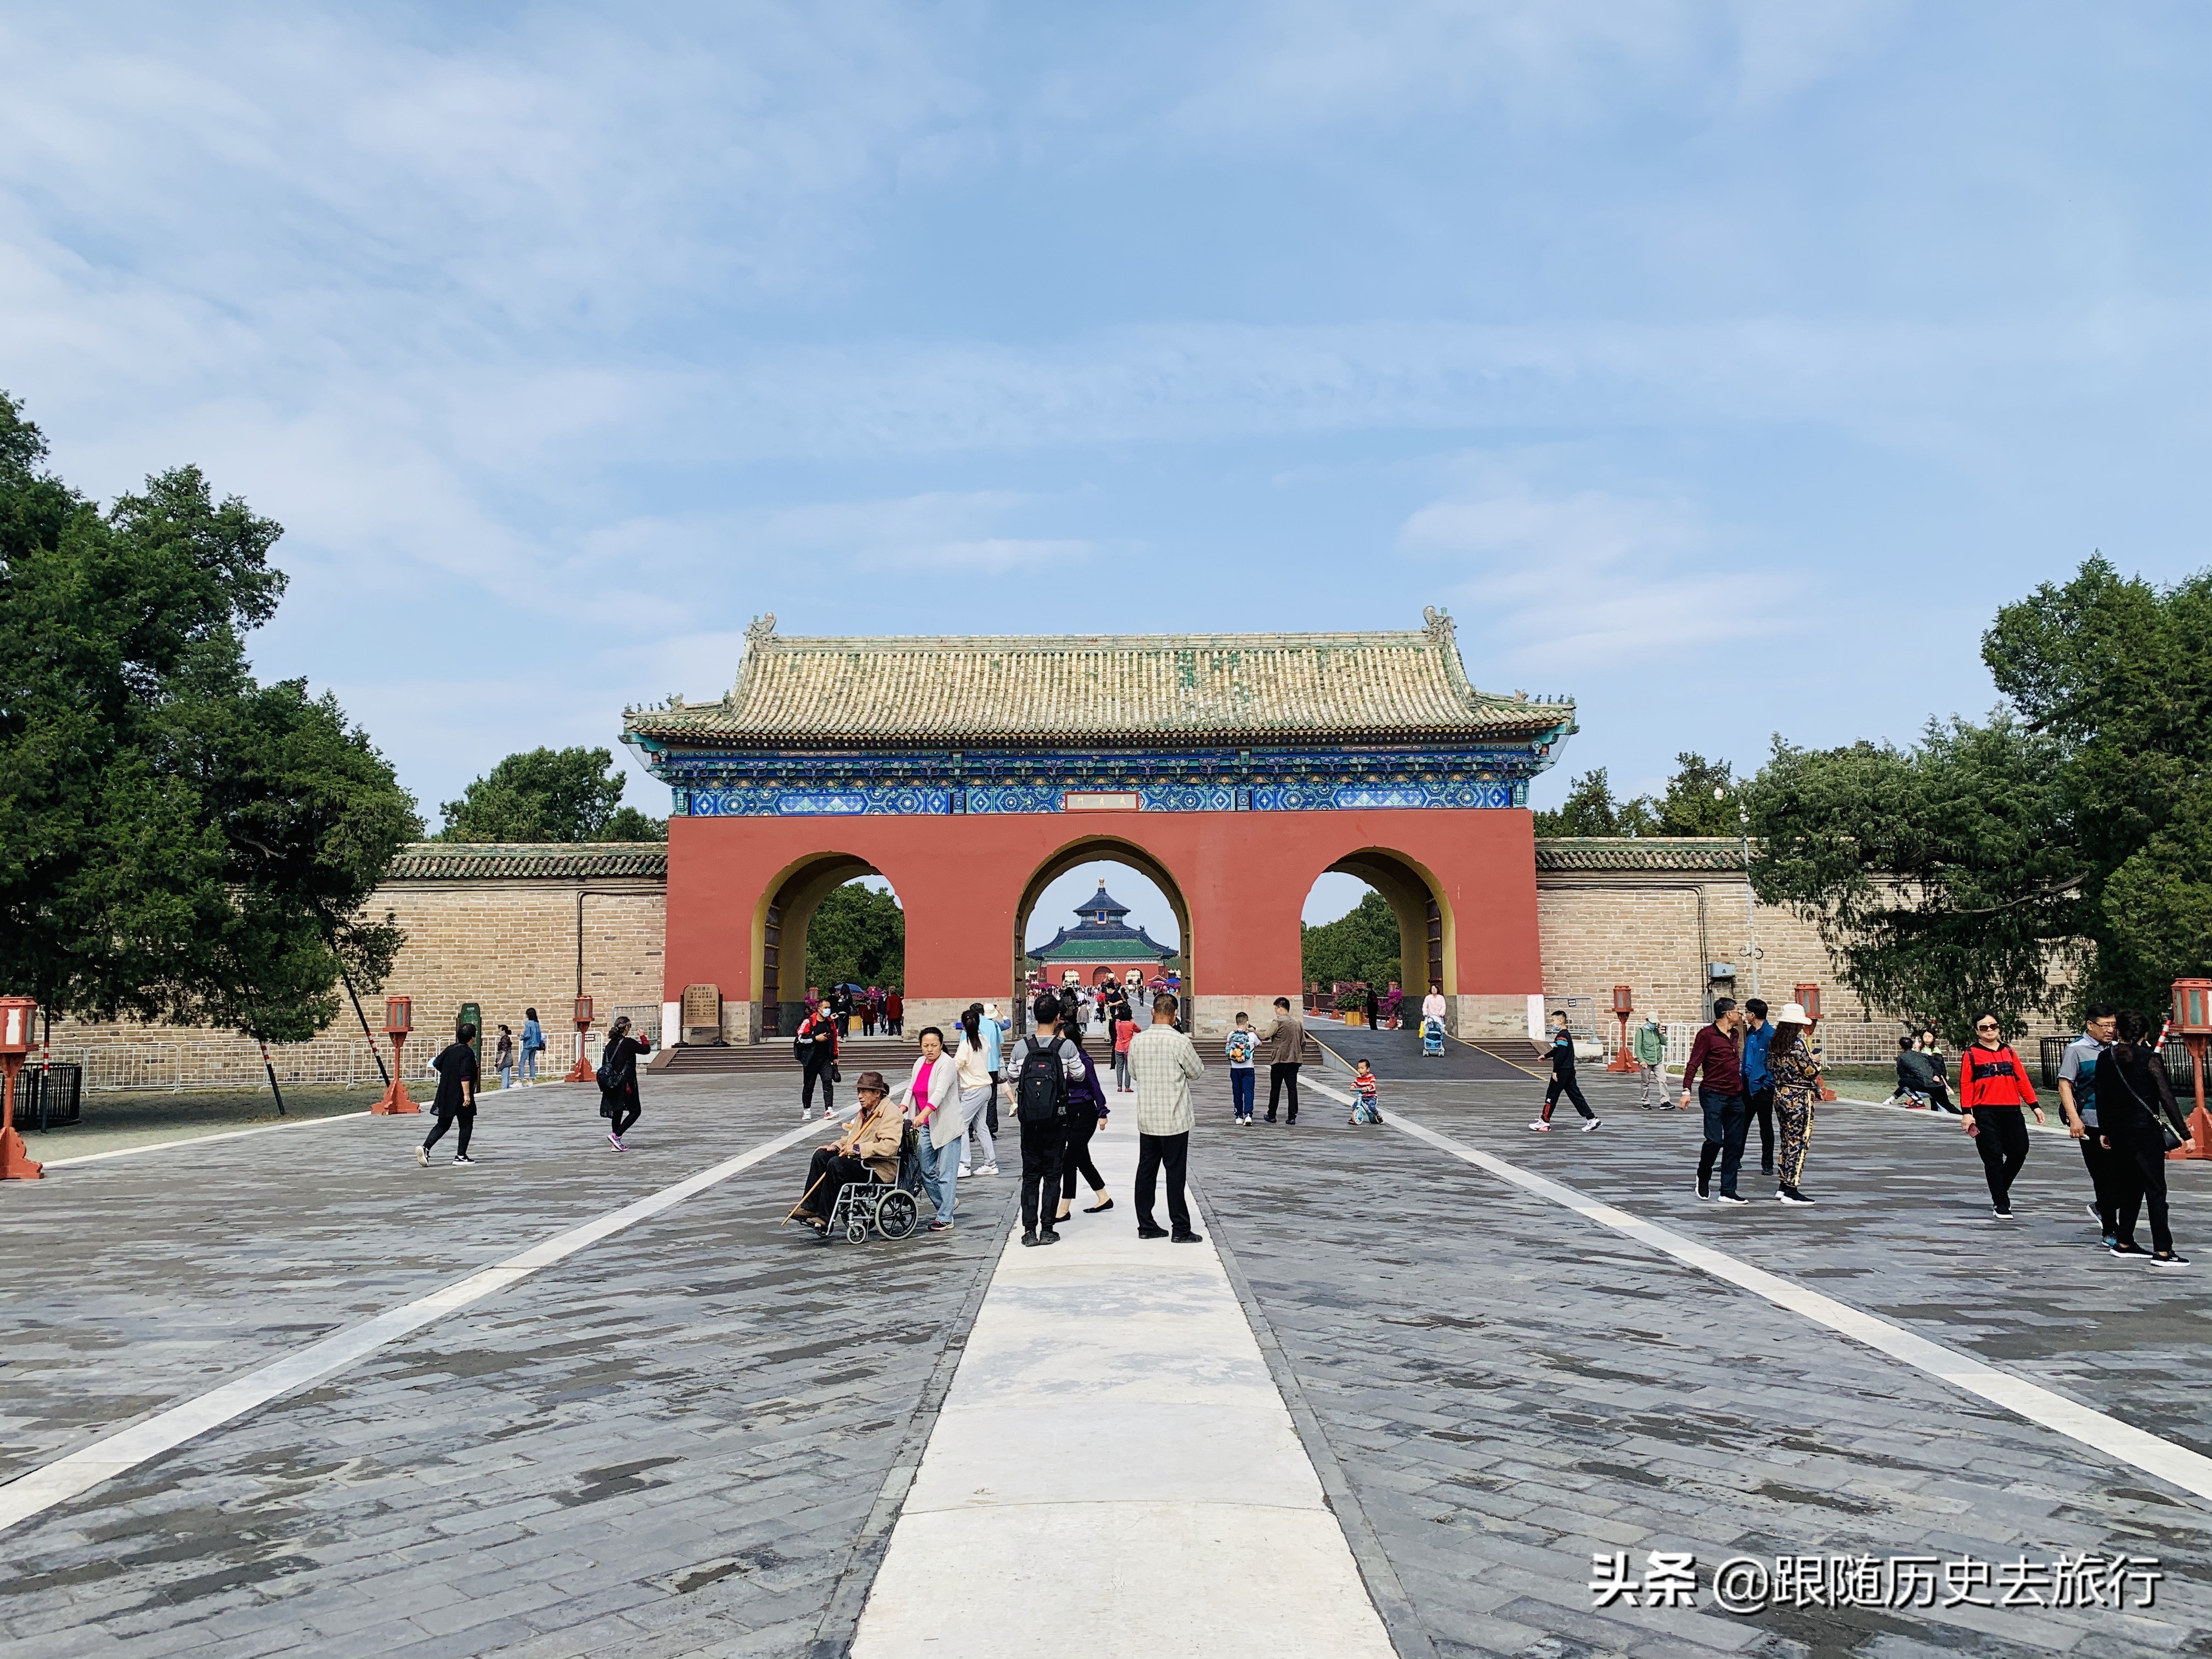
top-left (639, 741), bottom-right (1556, 817)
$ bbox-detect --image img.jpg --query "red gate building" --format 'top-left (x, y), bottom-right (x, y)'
top-left (622, 610), bottom-right (1575, 1043)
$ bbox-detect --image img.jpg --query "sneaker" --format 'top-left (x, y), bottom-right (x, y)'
top-left (452, 1153), bottom-right (476, 1166)
top-left (1136, 1224), bottom-right (1170, 1240)
top-left (2102, 1234), bottom-right (2120, 1250)
top-left (1582, 1118), bottom-right (1602, 1133)
top-left (1992, 1204), bottom-right (2013, 1218)
top-left (928, 1220), bottom-right (954, 1232)
top-left (1040, 1228), bottom-right (1060, 1244)
top-left (2153, 1250), bottom-right (2191, 1267)
top-left (1348, 1115), bottom-right (1361, 1125)
top-left (1777, 1188), bottom-right (1814, 1206)
top-left (823, 1107), bottom-right (835, 1119)
top-left (608, 1132), bottom-right (623, 1150)
top-left (2109, 1239), bottom-right (2151, 1257)
top-left (1695, 1183), bottom-right (1710, 1200)
top-left (1714, 1192), bottom-right (1750, 1205)
top-left (2086, 1201), bottom-right (2103, 1224)
top-left (416, 1144), bottom-right (429, 1167)
top-left (978, 1163), bottom-right (1000, 1177)
top-left (958, 1166), bottom-right (972, 1178)
top-left (1171, 1230), bottom-right (1204, 1244)
top-left (1020, 1229), bottom-right (1044, 1248)
top-left (1528, 1120), bottom-right (1551, 1133)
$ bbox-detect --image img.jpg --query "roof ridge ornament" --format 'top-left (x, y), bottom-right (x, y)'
top-left (746, 613), bottom-right (778, 649)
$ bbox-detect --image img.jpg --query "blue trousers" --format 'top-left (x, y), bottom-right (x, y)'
top-left (1231, 1069), bottom-right (1255, 1119)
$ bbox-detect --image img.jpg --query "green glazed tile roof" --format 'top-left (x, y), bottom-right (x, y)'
top-left (624, 610), bottom-right (1575, 747)
top-left (387, 843), bottom-right (669, 881)
top-left (1534, 837), bottom-right (1746, 872)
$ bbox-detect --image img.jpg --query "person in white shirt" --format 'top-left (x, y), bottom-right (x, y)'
top-left (1128, 992), bottom-right (1206, 1242)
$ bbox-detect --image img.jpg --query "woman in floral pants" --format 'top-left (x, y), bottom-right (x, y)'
top-left (1769, 1001), bottom-right (1824, 1206)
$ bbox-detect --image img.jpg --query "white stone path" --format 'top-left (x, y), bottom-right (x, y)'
top-left (851, 1116), bottom-right (1395, 1657)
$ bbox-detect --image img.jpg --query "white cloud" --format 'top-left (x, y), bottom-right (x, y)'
top-left (1170, 0), bottom-right (1898, 133)
top-left (1396, 478), bottom-right (1790, 681)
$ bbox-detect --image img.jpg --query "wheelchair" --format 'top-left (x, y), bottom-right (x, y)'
top-left (822, 1125), bottom-right (929, 1244)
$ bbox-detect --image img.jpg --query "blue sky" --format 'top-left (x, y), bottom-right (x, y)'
top-left (5, 3), bottom-right (2208, 940)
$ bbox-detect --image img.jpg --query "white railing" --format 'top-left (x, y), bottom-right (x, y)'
top-left (54, 1046), bottom-right (183, 1092)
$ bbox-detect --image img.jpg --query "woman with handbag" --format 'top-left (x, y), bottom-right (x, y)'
top-left (597, 1015), bottom-right (653, 1150)
top-left (1958, 1011), bottom-right (2045, 1218)
top-left (1767, 1002), bottom-right (1822, 1205)
top-left (2100, 1011), bottom-right (2190, 1265)
top-left (795, 1001), bottom-right (841, 1119)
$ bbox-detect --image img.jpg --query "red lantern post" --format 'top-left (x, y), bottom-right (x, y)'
top-left (373, 996), bottom-right (421, 1114)
top-left (1606, 985), bottom-right (1637, 1073)
top-left (2168, 979), bottom-right (2212, 1160)
top-left (1793, 982), bottom-right (1837, 1102)
top-left (0, 995), bottom-right (46, 1180)
top-left (566, 995), bottom-right (597, 1083)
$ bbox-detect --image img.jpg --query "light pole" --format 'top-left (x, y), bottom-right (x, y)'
top-left (0, 995), bottom-right (46, 1180)
top-left (566, 995), bottom-right (597, 1083)
top-left (374, 996), bottom-right (421, 1114)
top-left (1715, 783), bottom-right (1759, 998)
top-left (2169, 979), bottom-right (2212, 1160)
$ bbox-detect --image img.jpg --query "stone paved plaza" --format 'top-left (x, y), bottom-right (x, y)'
top-left (3, 1054), bottom-right (2208, 1657)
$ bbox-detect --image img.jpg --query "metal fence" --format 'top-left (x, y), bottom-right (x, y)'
top-left (54, 1046), bottom-right (184, 1092)
top-left (11, 1063), bottom-right (83, 1129)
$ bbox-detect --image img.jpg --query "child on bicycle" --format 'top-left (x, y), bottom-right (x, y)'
top-left (1349, 1058), bottom-right (1384, 1125)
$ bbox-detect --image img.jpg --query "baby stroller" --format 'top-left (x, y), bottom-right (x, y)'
top-left (1421, 1015), bottom-right (1446, 1057)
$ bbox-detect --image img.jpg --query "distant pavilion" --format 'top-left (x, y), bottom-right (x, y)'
top-left (1028, 881), bottom-right (1180, 988)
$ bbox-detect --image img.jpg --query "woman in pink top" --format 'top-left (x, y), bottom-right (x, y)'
top-left (1113, 1014), bottom-right (1138, 1093)
top-left (894, 1028), bottom-right (961, 1231)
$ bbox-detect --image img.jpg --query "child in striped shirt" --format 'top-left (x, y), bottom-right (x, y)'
top-left (1350, 1059), bottom-right (1383, 1125)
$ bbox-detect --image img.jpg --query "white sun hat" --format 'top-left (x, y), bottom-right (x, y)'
top-left (1775, 1002), bottom-right (1813, 1025)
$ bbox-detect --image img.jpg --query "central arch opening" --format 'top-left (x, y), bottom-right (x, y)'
top-left (753, 853), bottom-right (904, 1039)
top-left (1301, 848), bottom-right (1453, 1032)
top-left (1014, 836), bottom-right (1190, 1036)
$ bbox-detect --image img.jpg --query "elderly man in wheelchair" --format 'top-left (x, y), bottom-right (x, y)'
top-left (787, 1069), bottom-right (927, 1242)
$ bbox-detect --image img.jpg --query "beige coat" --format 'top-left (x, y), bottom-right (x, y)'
top-left (1261, 1009), bottom-right (1305, 1065)
top-left (839, 1097), bottom-right (907, 1182)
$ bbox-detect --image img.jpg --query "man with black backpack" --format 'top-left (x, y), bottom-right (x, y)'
top-left (1007, 991), bottom-right (1087, 1248)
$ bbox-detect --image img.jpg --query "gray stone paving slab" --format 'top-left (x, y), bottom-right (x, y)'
top-left (0, 1074), bottom-right (1021, 1658)
top-left (1196, 1065), bottom-right (2212, 1658)
top-left (12, 1053), bottom-right (2212, 1657)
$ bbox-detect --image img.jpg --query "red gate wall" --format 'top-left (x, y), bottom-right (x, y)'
top-left (665, 808), bottom-right (1541, 1040)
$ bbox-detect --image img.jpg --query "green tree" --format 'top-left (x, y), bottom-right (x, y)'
top-left (1652, 752), bottom-right (1741, 836)
top-left (805, 882), bottom-right (905, 990)
top-left (1533, 767), bottom-right (1658, 837)
top-left (437, 746), bottom-right (665, 841)
top-left (1752, 552), bottom-right (2212, 1037)
top-left (1752, 719), bottom-right (2078, 1040)
top-left (0, 392), bottom-right (417, 1044)
top-left (1301, 889), bottom-right (1402, 987)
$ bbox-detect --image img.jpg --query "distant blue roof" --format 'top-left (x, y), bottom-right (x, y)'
top-left (1076, 881), bottom-right (1131, 920)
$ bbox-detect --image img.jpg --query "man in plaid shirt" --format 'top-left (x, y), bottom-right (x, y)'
top-left (1127, 992), bottom-right (1206, 1242)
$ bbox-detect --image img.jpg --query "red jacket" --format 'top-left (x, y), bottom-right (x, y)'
top-left (1961, 1043), bottom-right (2038, 1108)
top-left (1681, 1023), bottom-right (1745, 1097)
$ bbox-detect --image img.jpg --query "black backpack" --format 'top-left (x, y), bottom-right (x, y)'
top-left (1014, 1035), bottom-right (1070, 1125)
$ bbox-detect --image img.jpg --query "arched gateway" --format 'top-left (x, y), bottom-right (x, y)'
top-left (622, 610), bottom-right (1576, 1043)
